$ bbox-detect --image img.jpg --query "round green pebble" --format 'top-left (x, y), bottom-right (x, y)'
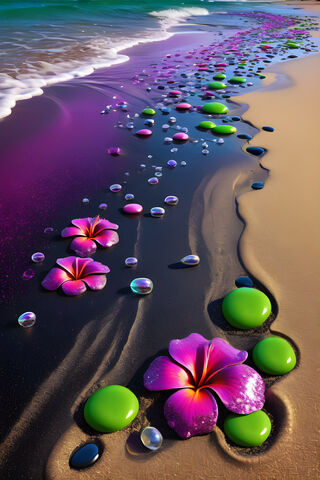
top-left (142, 108), bottom-right (156, 116)
top-left (202, 102), bottom-right (228, 114)
top-left (198, 120), bottom-right (216, 129)
top-left (213, 73), bottom-right (226, 80)
top-left (228, 76), bottom-right (246, 84)
top-left (84, 385), bottom-right (139, 433)
top-left (208, 81), bottom-right (226, 90)
top-left (224, 411), bottom-right (271, 447)
top-left (222, 287), bottom-right (271, 329)
top-left (212, 125), bottom-right (237, 135)
top-left (252, 336), bottom-right (296, 375)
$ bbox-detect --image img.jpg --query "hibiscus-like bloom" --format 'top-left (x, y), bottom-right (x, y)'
top-left (61, 216), bottom-right (119, 257)
top-left (144, 333), bottom-right (265, 439)
top-left (41, 256), bottom-right (110, 296)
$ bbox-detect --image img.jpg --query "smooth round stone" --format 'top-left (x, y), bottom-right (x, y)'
top-left (246, 146), bottom-right (265, 156)
top-left (235, 276), bottom-right (253, 288)
top-left (18, 312), bottom-right (36, 328)
top-left (69, 443), bottom-right (100, 469)
top-left (123, 203), bottom-right (143, 214)
top-left (237, 134), bottom-right (253, 140)
top-left (208, 81), bottom-right (226, 90)
top-left (213, 125), bottom-right (237, 135)
top-left (222, 287), bottom-right (271, 330)
top-left (144, 119), bottom-right (154, 127)
top-left (31, 252), bottom-right (45, 263)
top-left (137, 129), bottom-right (152, 136)
top-left (262, 126), bottom-right (274, 132)
top-left (164, 195), bottom-right (179, 206)
top-left (202, 102), bottom-right (228, 114)
top-left (140, 427), bottom-right (163, 451)
top-left (173, 132), bottom-right (188, 141)
top-left (142, 108), bottom-right (156, 116)
top-left (150, 207), bottom-right (165, 218)
top-left (125, 193), bottom-right (135, 201)
top-left (176, 103), bottom-right (192, 110)
top-left (180, 255), bottom-right (200, 266)
top-left (125, 257), bottom-right (138, 267)
top-left (213, 73), bottom-right (226, 80)
top-left (130, 278), bottom-right (153, 295)
top-left (99, 203), bottom-right (108, 210)
top-left (251, 181), bottom-right (264, 190)
top-left (109, 184), bottom-right (122, 193)
top-left (169, 90), bottom-right (181, 96)
top-left (167, 159), bottom-right (177, 168)
top-left (84, 385), bottom-right (139, 433)
top-left (253, 336), bottom-right (296, 375)
top-left (224, 411), bottom-right (271, 447)
top-left (198, 120), bottom-right (216, 129)
top-left (148, 177), bottom-right (159, 185)
top-left (161, 107), bottom-right (171, 114)
top-left (228, 76), bottom-right (247, 84)
top-left (108, 147), bottom-right (121, 155)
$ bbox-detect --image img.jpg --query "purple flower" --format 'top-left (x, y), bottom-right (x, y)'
top-left (144, 333), bottom-right (265, 439)
top-left (41, 256), bottom-right (110, 296)
top-left (61, 216), bottom-right (119, 257)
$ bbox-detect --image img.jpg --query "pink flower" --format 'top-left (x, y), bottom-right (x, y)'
top-left (41, 256), bottom-right (110, 296)
top-left (144, 333), bottom-right (265, 439)
top-left (61, 216), bottom-right (119, 257)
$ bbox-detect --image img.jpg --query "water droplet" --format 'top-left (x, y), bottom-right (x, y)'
top-left (164, 195), bottom-right (179, 206)
top-left (22, 269), bottom-right (35, 281)
top-left (43, 227), bottom-right (54, 234)
top-left (164, 137), bottom-right (172, 143)
top-left (169, 116), bottom-right (176, 123)
top-left (140, 164), bottom-right (146, 169)
top-left (82, 198), bottom-right (89, 204)
top-left (31, 252), bottom-right (45, 263)
top-left (125, 194), bottom-right (135, 201)
top-left (150, 207), bottom-right (165, 218)
top-left (107, 147), bottom-right (121, 155)
top-left (217, 138), bottom-right (224, 144)
top-left (181, 255), bottom-right (200, 266)
top-left (202, 149), bottom-right (209, 155)
top-left (140, 427), bottom-right (163, 451)
top-left (181, 161), bottom-right (187, 166)
top-left (130, 278), bottom-right (153, 295)
top-left (99, 203), bottom-right (108, 210)
top-left (148, 177), bottom-right (159, 185)
top-left (170, 148), bottom-right (178, 153)
top-left (18, 312), bottom-right (36, 328)
top-left (162, 124), bottom-right (170, 130)
top-left (110, 184), bottom-right (122, 193)
top-left (167, 160), bottom-right (177, 168)
top-left (125, 257), bottom-right (138, 267)
top-left (155, 172), bottom-right (162, 177)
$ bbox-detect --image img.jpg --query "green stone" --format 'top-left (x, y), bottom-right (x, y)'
top-left (253, 336), bottom-right (296, 375)
top-left (198, 120), bottom-right (216, 129)
top-left (208, 81), bottom-right (226, 90)
top-left (222, 287), bottom-right (271, 329)
top-left (224, 411), bottom-right (271, 447)
top-left (254, 73), bottom-right (266, 79)
top-left (228, 76), bottom-right (246, 84)
top-left (84, 385), bottom-right (139, 433)
top-left (142, 108), bottom-right (156, 116)
top-left (212, 125), bottom-right (237, 135)
top-left (202, 102), bottom-right (228, 114)
top-left (213, 73), bottom-right (226, 80)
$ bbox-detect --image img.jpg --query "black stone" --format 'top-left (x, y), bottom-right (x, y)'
top-left (69, 443), bottom-right (100, 469)
top-left (251, 181), bottom-right (264, 190)
top-left (237, 134), bottom-right (253, 140)
top-left (246, 146), bottom-right (265, 156)
top-left (232, 116), bottom-right (241, 121)
top-left (262, 126), bottom-right (274, 132)
top-left (235, 276), bottom-right (253, 288)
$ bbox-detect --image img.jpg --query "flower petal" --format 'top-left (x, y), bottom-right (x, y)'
top-left (144, 356), bottom-right (193, 391)
top-left (164, 388), bottom-right (218, 439)
top-left (82, 261), bottom-right (110, 276)
top-left (61, 226), bottom-right (84, 238)
top-left (41, 267), bottom-right (71, 291)
top-left (94, 219), bottom-right (119, 235)
top-left (207, 364), bottom-right (265, 415)
top-left (169, 333), bottom-right (209, 382)
top-left (82, 274), bottom-right (107, 291)
top-left (70, 237), bottom-right (97, 257)
top-left (206, 338), bottom-right (247, 376)
top-left (61, 279), bottom-right (87, 296)
top-left (56, 256), bottom-right (92, 276)
top-left (94, 230), bottom-right (119, 247)
top-left (71, 218), bottom-right (90, 234)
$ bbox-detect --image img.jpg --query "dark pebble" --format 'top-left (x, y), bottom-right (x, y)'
top-left (251, 181), bottom-right (265, 190)
top-left (235, 276), bottom-right (253, 288)
top-left (262, 126), bottom-right (274, 132)
top-left (237, 134), bottom-right (253, 140)
top-left (232, 116), bottom-right (241, 121)
top-left (246, 146), bottom-right (265, 156)
top-left (69, 443), bottom-right (100, 469)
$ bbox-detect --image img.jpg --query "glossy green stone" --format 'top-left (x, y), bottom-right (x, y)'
top-left (212, 125), bottom-right (237, 135)
top-left (222, 287), bottom-right (271, 329)
top-left (253, 336), bottom-right (296, 375)
top-left (84, 385), bottom-right (139, 433)
top-left (208, 81), bottom-right (226, 90)
top-left (213, 73), bottom-right (226, 80)
top-left (142, 108), bottom-right (156, 116)
top-left (198, 120), bottom-right (216, 129)
top-left (224, 411), bottom-right (271, 447)
top-left (202, 102), bottom-right (228, 114)
top-left (228, 76), bottom-right (246, 84)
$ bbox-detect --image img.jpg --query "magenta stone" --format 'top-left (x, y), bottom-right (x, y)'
top-left (173, 132), bottom-right (189, 141)
top-left (176, 103), bottom-right (192, 110)
top-left (169, 90), bottom-right (181, 96)
top-left (123, 203), bottom-right (143, 214)
top-left (136, 129), bottom-right (152, 136)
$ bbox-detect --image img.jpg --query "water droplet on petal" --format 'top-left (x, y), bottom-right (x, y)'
top-left (140, 427), bottom-right (163, 451)
top-left (125, 257), bottom-right (138, 267)
top-left (31, 252), bottom-right (45, 263)
top-left (181, 255), bottom-right (200, 266)
top-left (18, 312), bottom-right (36, 328)
top-left (130, 278), bottom-right (153, 295)
top-left (150, 207), bottom-right (165, 218)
